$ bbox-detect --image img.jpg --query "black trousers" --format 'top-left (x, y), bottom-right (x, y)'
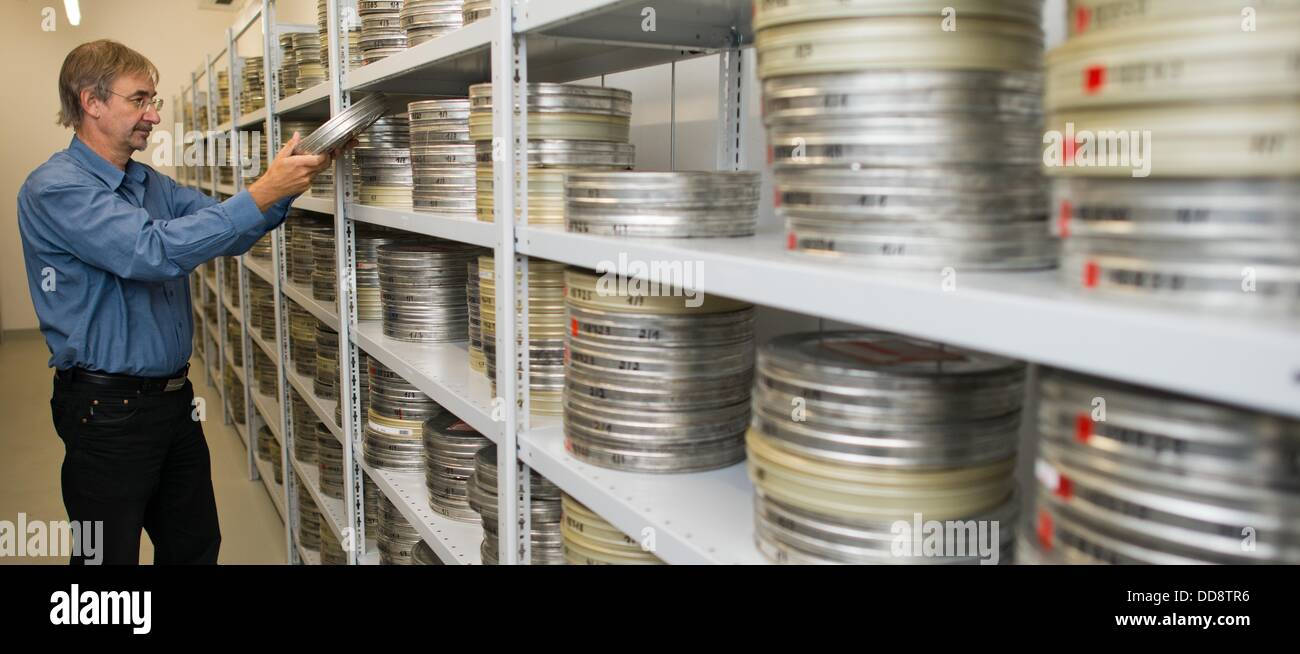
top-left (49, 373), bottom-right (221, 565)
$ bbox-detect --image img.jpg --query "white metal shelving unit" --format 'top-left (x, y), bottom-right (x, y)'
top-left (171, 0), bottom-right (1300, 566)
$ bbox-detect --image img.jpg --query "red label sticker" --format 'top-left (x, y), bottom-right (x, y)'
top-left (1058, 200), bottom-right (1072, 238)
top-left (1037, 509), bottom-right (1054, 551)
top-left (1074, 413), bottom-right (1093, 443)
top-left (786, 231), bottom-right (797, 250)
top-left (1075, 7), bottom-right (1092, 33)
top-left (571, 317), bottom-right (578, 336)
top-left (1083, 260), bottom-right (1100, 288)
top-left (1084, 65), bottom-right (1106, 94)
top-left (1055, 475), bottom-right (1074, 500)
top-left (1063, 136), bottom-right (1078, 166)
top-left (766, 144), bottom-right (773, 165)
top-left (774, 187), bottom-right (782, 208)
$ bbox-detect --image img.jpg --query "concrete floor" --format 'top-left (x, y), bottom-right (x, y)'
top-left (0, 330), bottom-right (286, 564)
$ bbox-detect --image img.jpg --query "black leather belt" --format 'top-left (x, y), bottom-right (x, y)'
top-left (55, 364), bottom-right (190, 393)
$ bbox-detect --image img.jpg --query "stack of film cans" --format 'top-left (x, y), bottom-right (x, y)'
top-left (293, 32), bottom-right (326, 90)
top-left (216, 70), bottom-right (230, 124)
top-left (355, 227), bottom-right (401, 321)
top-left (239, 56), bottom-right (265, 114)
top-left (365, 359), bottom-right (443, 471)
top-left (249, 278), bottom-right (273, 339)
top-left (250, 233), bottom-right (272, 259)
top-left (318, 0), bottom-right (363, 75)
top-left (423, 413), bottom-right (491, 521)
top-left (359, 0), bottom-right (407, 65)
top-left (379, 495), bottom-right (422, 564)
top-left (1047, 1), bottom-right (1300, 313)
top-left (563, 269), bottom-right (755, 473)
top-left (468, 444), bottom-right (565, 564)
top-left (400, 0), bottom-right (463, 46)
top-left (356, 112), bottom-right (413, 208)
top-left (299, 485), bottom-right (321, 552)
top-left (561, 494), bottom-right (663, 565)
top-left (469, 82), bottom-right (635, 224)
top-left (408, 99), bottom-right (474, 215)
top-left (479, 256), bottom-right (565, 414)
top-left (291, 389), bottom-right (319, 463)
top-left (1026, 367), bottom-right (1300, 564)
top-left (311, 228), bottom-right (336, 303)
top-left (564, 171), bottom-right (761, 237)
top-left (253, 348), bottom-right (277, 396)
top-left (320, 519), bottom-right (346, 564)
top-left (281, 119), bottom-right (323, 163)
top-left (277, 34), bottom-right (296, 98)
top-left (466, 254), bottom-right (487, 374)
top-left (224, 311), bottom-right (242, 361)
top-left (755, 0), bottom-right (1054, 269)
top-left (224, 366), bottom-right (246, 425)
top-left (318, 423), bottom-right (345, 499)
top-left (462, 0), bottom-right (491, 25)
top-left (291, 218), bottom-right (332, 287)
top-left (315, 323), bottom-right (338, 400)
top-left (364, 472), bottom-right (381, 533)
top-left (377, 239), bottom-right (475, 342)
top-left (412, 540), bottom-right (442, 564)
top-left (747, 331), bottom-right (1022, 564)
top-left (288, 303), bottom-right (318, 378)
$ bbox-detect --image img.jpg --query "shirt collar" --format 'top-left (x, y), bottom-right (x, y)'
top-left (69, 135), bottom-right (145, 189)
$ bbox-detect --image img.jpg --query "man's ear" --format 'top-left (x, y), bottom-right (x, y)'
top-left (80, 88), bottom-right (102, 120)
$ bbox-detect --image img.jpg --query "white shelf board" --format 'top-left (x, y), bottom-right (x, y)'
top-left (244, 254), bottom-right (275, 285)
top-left (277, 81), bottom-right (331, 117)
top-left (360, 550), bottom-right (380, 566)
top-left (286, 367), bottom-right (342, 443)
top-left (292, 457), bottom-right (348, 544)
top-left (204, 274), bottom-right (217, 294)
top-left (348, 204), bottom-right (496, 248)
top-left (221, 292), bottom-right (241, 322)
top-left (253, 389), bottom-right (283, 446)
top-left (215, 119), bottom-right (233, 133)
top-left (518, 225), bottom-right (1300, 420)
top-left (251, 327), bottom-right (278, 364)
top-left (515, 0), bottom-right (751, 47)
top-left (362, 462), bottom-right (482, 565)
top-left (217, 182), bottom-right (236, 196)
top-left (344, 19), bottom-right (492, 93)
top-left (519, 422), bottom-right (766, 565)
top-left (236, 106), bottom-right (267, 129)
top-left (292, 194), bottom-right (335, 215)
top-left (284, 280), bottom-right (340, 331)
top-left (254, 454), bottom-right (287, 522)
top-left (352, 321), bottom-right (500, 441)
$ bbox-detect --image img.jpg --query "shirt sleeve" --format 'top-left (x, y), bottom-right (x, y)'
top-left (23, 181), bottom-right (273, 282)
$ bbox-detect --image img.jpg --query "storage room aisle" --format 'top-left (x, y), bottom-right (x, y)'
top-left (0, 332), bottom-right (286, 564)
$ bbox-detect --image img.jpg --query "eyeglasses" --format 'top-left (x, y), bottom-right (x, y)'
top-left (109, 91), bottom-right (164, 113)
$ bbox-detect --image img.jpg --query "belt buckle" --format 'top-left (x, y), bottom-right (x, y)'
top-left (164, 377), bottom-right (185, 392)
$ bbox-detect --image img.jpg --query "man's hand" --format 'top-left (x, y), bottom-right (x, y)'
top-left (248, 132), bottom-right (332, 211)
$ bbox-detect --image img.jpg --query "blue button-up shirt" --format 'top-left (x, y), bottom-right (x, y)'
top-left (18, 135), bottom-right (293, 377)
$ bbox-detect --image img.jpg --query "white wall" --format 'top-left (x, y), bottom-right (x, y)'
top-left (0, 0), bottom-right (238, 331)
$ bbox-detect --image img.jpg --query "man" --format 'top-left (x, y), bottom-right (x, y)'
top-left (18, 39), bottom-right (337, 564)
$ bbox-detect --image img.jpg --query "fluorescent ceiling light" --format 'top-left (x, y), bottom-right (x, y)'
top-left (63, 0), bottom-right (80, 26)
